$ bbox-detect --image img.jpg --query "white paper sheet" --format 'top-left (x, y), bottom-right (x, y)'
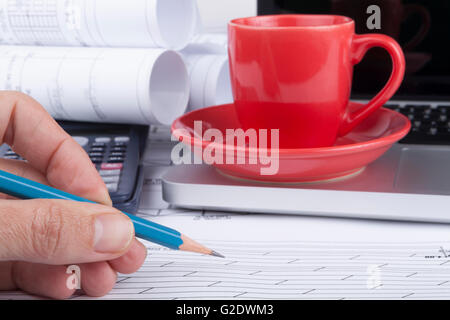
top-left (89, 212), bottom-right (450, 300)
top-left (0, 0), bottom-right (197, 49)
top-left (2, 210), bottom-right (450, 300)
top-left (0, 45), bottom-right (189, 125)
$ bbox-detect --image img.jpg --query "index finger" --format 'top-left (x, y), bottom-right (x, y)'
top-left (0, 91), bottom-right (111, 205)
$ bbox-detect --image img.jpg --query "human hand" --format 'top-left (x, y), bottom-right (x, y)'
top-left (0, 91), bottom-right (147, 299)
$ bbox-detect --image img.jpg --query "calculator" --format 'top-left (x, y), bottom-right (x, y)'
top-left (0, 121), bottom-right (149, 213)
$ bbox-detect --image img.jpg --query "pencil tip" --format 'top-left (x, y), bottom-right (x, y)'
top-left (180, 234), bottom-right (225, 258)
top-left (210, 250), bottom-right (225, 258)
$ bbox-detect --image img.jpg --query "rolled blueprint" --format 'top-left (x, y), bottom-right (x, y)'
top-left (182, 53), bottom-right (233, 110)
top-left (0, 46), bottom-right (189, 125)
top-left (189, 33), bottom-right (228, 54)
top-left (0, 0), bottom-right (198, 49)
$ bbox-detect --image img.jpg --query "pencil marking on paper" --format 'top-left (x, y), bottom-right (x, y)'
top-left (439, 246), bottom-right (448, 258)
top-left (208, 281), bottom-right (221, 287)
top-left (314, 267), bottom-right (326, 272)
top-left (234, 292), bottom-right (246, 298)
top-left (160, 262), bottom-right (174, 267)
top-left (302, 289), bottom-right (315, 295)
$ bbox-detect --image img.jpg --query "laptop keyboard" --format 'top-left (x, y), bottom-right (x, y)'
top-left (384, 103), bottom-right (450, 145)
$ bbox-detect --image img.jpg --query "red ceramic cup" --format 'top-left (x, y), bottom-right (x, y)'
top-left (228, 14), bottom-right (405, 149)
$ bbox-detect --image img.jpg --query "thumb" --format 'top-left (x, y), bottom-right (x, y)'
top-left (0, 199), bottom-right (134, 265)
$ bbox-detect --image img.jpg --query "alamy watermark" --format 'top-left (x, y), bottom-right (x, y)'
top-left (66, 265), bottom-right (81, 290)
top-left (366, 5), bottom-right (381, 30)
top-left (171, 121), bottom-right (280, 175)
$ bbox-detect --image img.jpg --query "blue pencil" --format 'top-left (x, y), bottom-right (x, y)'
top-left (0, 169), bottom-right (224, 258)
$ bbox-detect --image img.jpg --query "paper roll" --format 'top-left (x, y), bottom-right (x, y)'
top-left (0, 46), bottom-right (189, 125)
top-left (184, 33), bottom-right (228, 55)
top-left (0, 0), bottom-right (198, 50)
top-left (182, 53), bottom-right (233, 110)
top-left (191, 33), bottom-right (228, 51)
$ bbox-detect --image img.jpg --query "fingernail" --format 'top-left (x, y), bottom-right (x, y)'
top-left (93, 214), bottom-right (134, 253)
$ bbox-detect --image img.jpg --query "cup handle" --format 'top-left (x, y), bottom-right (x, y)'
top-left (339, 34), bottom-right (405, 136)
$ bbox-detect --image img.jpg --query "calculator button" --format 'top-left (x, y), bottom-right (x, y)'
top-left (95, 137), bottom-right (111, 143)
top-left (113, 142), bottom-right (128, 147)
top-left (90, 147), bottom-right (105, 152)
top-left (111, 147), bottom-right (127, 152)
top-left (101, 163), bottom-right (123, 170)
top-left (73, 136), bottom-right (89, 147)
top-left (91, 142), bottom-right (106, 148)
top-left (110, 152), bottom-right (125, 157)
top-left (89, 152), bottom-right (104, 157)
top-left (99, 169), bottom-right (121, 176)
top-left (4, 155), bottom-right (19, 159)
top-left (106, 183), bottom-right (118, 193)
top-left (114, 136), bottom-right (130, 143)
top-left (102, 175), bottom-right (120, 183)
top-left (108, 157), bottom-right (124, 163)
top-left (90, 157), bottom-right (103, 164)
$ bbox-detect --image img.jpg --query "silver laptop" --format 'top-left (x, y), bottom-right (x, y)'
top-left (162, 1), bottom-right (450, 223)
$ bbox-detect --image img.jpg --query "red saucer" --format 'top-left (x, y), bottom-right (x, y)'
top-left (171, 103), bottom-right (411, 182)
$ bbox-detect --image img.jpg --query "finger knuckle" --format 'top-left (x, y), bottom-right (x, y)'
top-left (1, 90), bottom-right (30, 106)
top-left (30, 201), bottom-right (67, 260)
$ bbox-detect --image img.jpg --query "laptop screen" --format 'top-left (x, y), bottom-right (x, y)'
top-left (257, 0), bottom-right (450, 101)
